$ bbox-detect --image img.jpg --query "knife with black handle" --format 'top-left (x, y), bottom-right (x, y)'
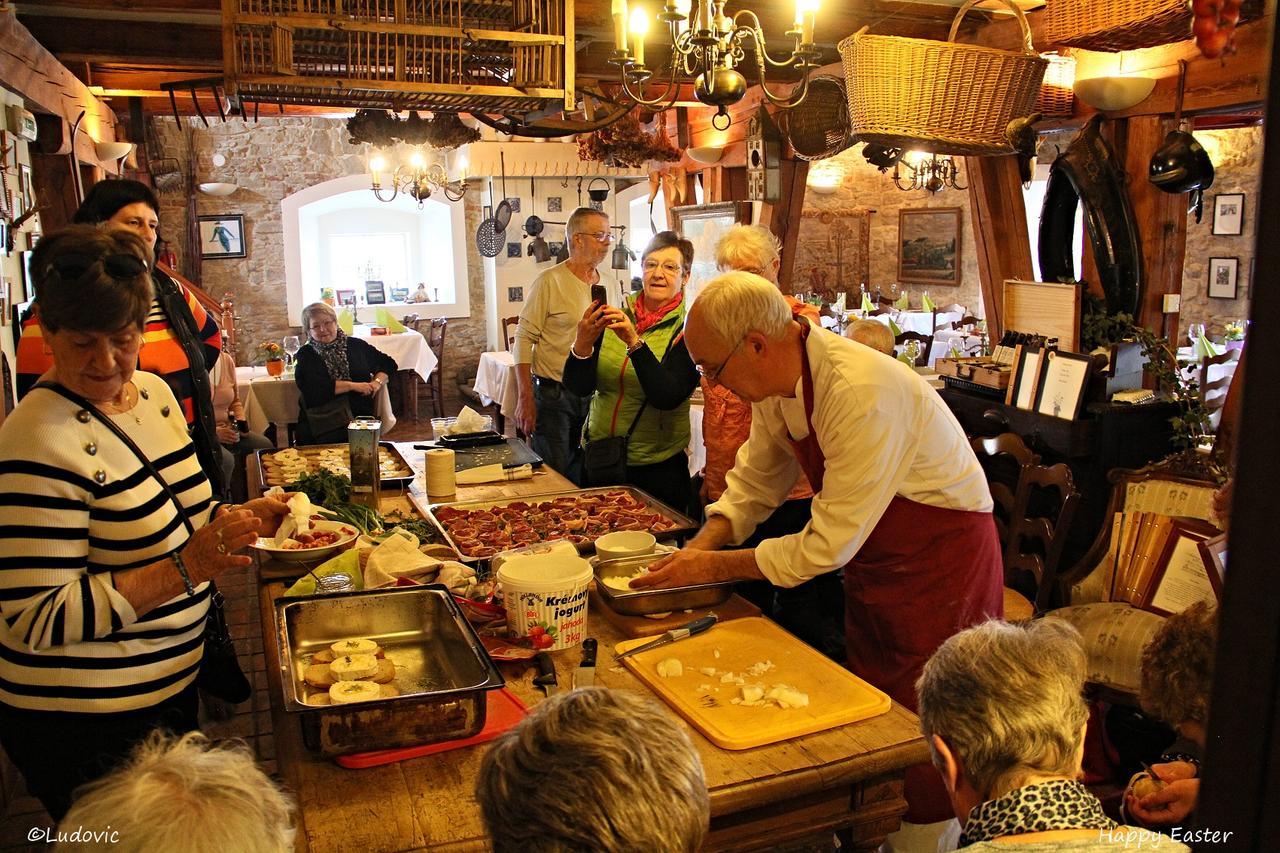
top-left (573, 639), bottom-right (598, 688)
top-left (532, 651), bottom-right (559, 697)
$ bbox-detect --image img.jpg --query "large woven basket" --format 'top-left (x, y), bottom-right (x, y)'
top-left (780, 76), bottom-right (855, 161)
top-left (1043, 0), bottom-right (1266, 52)
top-left (838, 0), bottom-right (1046, 157)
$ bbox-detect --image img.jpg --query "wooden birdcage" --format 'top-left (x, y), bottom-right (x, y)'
top-left (222, 0), bottom-right (574, 114)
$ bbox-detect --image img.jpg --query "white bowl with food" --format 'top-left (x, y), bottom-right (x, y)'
top-left (594, 531), bottom-right (657, 562)
top-left (251, 519), bottom-right (360, 562)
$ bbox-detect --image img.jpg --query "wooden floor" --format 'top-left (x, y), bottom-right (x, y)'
top-left (0, 414), bottom-right (441, 850)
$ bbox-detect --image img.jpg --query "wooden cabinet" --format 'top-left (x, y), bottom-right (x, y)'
top-left (940, 386), bottom-right (1180, 591)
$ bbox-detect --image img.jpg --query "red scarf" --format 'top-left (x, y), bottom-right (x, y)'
top-left (632, 291), bottom-right (684, 334)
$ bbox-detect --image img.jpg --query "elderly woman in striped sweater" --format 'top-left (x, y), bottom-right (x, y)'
top-left (0, 226), bottom-right (288, 820)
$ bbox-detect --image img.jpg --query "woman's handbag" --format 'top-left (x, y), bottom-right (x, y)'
top-left (582, 406), bottom-right (645, 487)
top-left (34, 382), bottom-right (252, 706)
top-left (303, 395), bottom-right (355, 440)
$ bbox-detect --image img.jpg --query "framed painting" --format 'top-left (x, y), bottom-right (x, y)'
top-left (1212, 193), bottom-right (1244, 236)
top-left (1207, 257), bottom-right (1238, 299)
top-left (898, 208), bottom-right (961, 286)
top-left (671, 202), bottom-right (752, 302)
top-left (197, 214), bottom-right (246, 259)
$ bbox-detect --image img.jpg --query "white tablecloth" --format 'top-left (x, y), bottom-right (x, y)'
top-left (929, 327), bottom-right (985, 366)
top-left (351, 326), bottom-right (437, 383)
top-left (866, 309), bottom-right (961, 336)
top-left (236, 365), bottom-right (395, 446)
top-left (473, 350), bottom-right (519, 417)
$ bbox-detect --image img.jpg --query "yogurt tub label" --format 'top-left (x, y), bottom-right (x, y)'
top-left (511, 586), bottom-right (589, 650)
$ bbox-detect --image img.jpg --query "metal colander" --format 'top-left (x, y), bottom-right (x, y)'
top-left (780, 76), bottom-right (854, 161)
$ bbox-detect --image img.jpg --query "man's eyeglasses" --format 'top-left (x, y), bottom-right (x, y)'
top-left (578, 231), bottom-right (613, 244)
top-left (698, 336), bottom-right (745, 385)
top-left (50, 252), bottom-right (149, 282)
top-left (643, 260), bottom-right (684, 276)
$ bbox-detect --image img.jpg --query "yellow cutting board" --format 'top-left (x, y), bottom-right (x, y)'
top-left (615, 617), bottom-right (892, 750)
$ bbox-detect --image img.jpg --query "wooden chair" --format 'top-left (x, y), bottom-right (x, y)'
top-left (1199, 349), bottom-right (1240, 430)
top-left (894, 330), bottom-right (934, 366)
top-left (971, 433), bottom-right (1042, 622)
top-left (951, 315), bottom-right (980, 331)
top-left (502, 315), bottom-right (520, 352)
top-left (425, 318), bottom-right (447, 419)
top-left (1003, 461), bottom-right (1080, 615)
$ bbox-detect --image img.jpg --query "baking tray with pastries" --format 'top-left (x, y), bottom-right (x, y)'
top-left (299, 638), bottom-right (401, 706)
top-left (257, 442), bottom-right (414, 489)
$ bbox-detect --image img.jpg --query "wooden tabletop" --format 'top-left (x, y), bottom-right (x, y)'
top-left (252, 443), bottom-right (929, 852)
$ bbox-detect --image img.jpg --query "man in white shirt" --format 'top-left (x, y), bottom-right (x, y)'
top-left (513, 208), bottom-right (611, 482)
top-left (637, 272), bottom-right (1003, 825)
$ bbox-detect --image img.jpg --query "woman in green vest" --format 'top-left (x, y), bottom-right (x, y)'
top-left (562, 231), bottom-right (699, 514)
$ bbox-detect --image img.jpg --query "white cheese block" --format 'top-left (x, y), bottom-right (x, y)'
top-left (328, 681), bottom-right (383, 704)
top-left (329, 653), bottom-right (379, 681)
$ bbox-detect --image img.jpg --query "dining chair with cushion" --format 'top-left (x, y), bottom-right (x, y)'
top-left (1003, 461), bottom-right (1080, 616)
top-left (894, 330), bottom-right (934, 366)
top-left (502, 315), bottom-right (520, 352)
top-left (970, 433), bottom-right (1045, 621)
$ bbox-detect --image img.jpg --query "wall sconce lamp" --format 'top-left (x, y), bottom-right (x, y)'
top-left (1073, 76), bottom-right (1157, 112)
top-left (687, 145), bottom-right (725, 165)
top-left (806, 160), bottom-right (844, 195)
top-left (95, 141), bottom-right (134, 170)
top-left (198, 182), bottom-right (239, 196)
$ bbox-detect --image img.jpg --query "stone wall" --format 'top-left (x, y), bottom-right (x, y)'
top-left (797, 144), bottom-right (985, 316)
top-left (1179, 126), bottom-right (1260, 340)
top-left (151, 116), bottom-right (487, 413)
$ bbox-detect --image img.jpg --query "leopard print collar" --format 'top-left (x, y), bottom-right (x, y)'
top-left (961, 779), bottom-right (1116, 846)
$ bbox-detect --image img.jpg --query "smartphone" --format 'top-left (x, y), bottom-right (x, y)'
top-left (590, 284), bottom-right (608, 306)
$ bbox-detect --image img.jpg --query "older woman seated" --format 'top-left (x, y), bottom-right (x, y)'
top-left (294, 302), bottom-right (398, 444)
top-left (917, 620), bottom-right (1190, 851)
top-left (476, 688), bottom-right (709, 852)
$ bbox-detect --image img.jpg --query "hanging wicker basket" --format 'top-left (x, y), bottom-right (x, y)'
top-left (838, 0), bottom-right (1047, 157)
top-left (1043, 0), bottom-right (1266, 53)
top-left (779, 76), bottom-right (855, 162)
top-left (1035, 53), bottom-right (1077, 118)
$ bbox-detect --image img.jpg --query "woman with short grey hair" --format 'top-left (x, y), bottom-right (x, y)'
top-left (476, 688), bottom-right (709, 852)
top-left (294, 301), bottom-right (398, 444)
top-left (918, 620), bottom-right (1189, 850)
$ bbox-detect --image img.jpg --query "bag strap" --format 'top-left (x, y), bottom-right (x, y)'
top-left (34, 381), bottom-right (196, 537)
top-left (606, 319), bottom-right (679, 440)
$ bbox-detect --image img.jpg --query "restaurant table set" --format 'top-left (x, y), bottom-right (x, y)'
top-left (246, 436), bottom-right (928, 851)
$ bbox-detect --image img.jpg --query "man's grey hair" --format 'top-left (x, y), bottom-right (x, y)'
top-left (477, 687), bottom-right (709, 852)
top-left (917, 619), bottom-right (1089, 800)
top-left (566, 207), bottom-right (608, 240)
top-left (692, 271), bottom-right (793, 349)
top-left (56, 731), bottom-right (295, 853)
top-left (715, 224), bottom-right (780, 278)
top-left (301, 301), bottom-right (337, 335)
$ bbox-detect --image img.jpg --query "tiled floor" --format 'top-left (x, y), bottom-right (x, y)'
top-left (0, 415), bottom-right (441, 850)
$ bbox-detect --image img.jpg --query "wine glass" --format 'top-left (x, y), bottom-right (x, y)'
top-left (283, 335), bottom-right (301, 368)
top-left (1188, 323), bottom-right (1206, 347)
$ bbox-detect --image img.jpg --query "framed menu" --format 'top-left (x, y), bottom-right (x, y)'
top-left (1032, 350), bottom-right (1092, 420)
top-left (1143, 520), bottom-right (1223, 616)
top-left (1007, 343), bottom-right (1042, 410)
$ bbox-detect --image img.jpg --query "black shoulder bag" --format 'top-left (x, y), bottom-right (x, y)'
top-left (581, 333), bottom-right (675, 488)
top-left (34, 381), bottom-right (251, 706)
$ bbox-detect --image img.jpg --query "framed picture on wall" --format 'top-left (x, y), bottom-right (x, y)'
top-left (197, 214), bottom-right (246, 259)
top-left (1208, 257), bottom-right (1239, 299)
top-left (671, 201), bottom-right (752, 300)
top-left (336, 289), bottom-right (356, 307)
top-left (1212, 193), bottom-right (1245, 236)
top-left (19, 164), bottom-right (32, 212)
top-left (898, 208), bottom-right (961, 286)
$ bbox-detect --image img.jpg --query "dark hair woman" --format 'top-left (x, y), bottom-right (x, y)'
top-left (15, 179), bottom-right (226, 495)
top-left (0, 226), bottom-right (288, 820)
top-left (560, 231), bottom-right (699, 513)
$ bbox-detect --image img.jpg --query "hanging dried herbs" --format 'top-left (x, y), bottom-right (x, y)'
top-left (578, 111), bottom-right (680, 168)
top-left (346, 110), bottom-right (480, 150)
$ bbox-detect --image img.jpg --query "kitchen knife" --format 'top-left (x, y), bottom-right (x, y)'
top-left (573, 639), bottom-right (598, 688)
top-left (614, 615), bottom-right (718, 661)
top-left (532, 652), bottom-right (559, 697)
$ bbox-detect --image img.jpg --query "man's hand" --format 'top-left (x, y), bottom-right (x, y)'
top-left (630, 548), bottom-right (733, 589)
top-left (515, 390), bottom-right (537, 436)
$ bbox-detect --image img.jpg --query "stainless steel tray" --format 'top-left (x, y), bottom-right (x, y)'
top-left (257, 441), bottom-right (415, 491)
top-left (594, 554), bottom-right (733, 616)
top-left (425, 486), bottom-right (699, 562)
top-left (273, 585), bottom-right (504, 755)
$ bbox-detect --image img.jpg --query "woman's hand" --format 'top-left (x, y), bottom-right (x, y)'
top-left (182, 510), bottom-right (262, 583)
top-left (235, 495), bottom-right (291, 538)
top-left (573, 301), bottom-right (610, 356)
top-left (601, 306), bottom-right (639, 349)
top-left (1124, 762), bottom-right (1200, 826)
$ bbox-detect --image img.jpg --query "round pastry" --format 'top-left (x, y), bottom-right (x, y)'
top-left (304, 663), bottom-right (336, 689)
top-left (371, 658), bottom-right (397, 684)
top-left (329, 681), bottom-right (383, 704)
top-left (329, 653), bottom-right (379, 681)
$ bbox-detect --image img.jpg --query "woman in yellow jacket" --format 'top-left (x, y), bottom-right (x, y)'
top-left (562, 232), bottom-right (698, 514)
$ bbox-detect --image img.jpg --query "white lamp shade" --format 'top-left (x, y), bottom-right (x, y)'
top-left (687, 145), bottom-right (724, 165)
top-left (1073, 76), bottom-right (1156, 112)
top-left (198, 182), bottom-right (239, 196)
top-left (95, 141), bottom-right (135, 162)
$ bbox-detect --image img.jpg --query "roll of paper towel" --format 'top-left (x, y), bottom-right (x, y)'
top-left (425, 448), bottom-right (457, 498)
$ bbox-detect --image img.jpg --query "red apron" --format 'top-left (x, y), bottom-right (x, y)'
top-left (786, 321), bottom-right (1004, 823)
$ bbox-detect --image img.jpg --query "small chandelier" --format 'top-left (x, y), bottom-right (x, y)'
top-left (609, 0), bottom-right (822, 130)
top-left (368, 146), bottom-right (467, 206)
top-left (893, 151), bottom-right (966, 194)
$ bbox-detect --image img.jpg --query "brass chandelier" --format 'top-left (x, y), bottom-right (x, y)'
top-left (368, 148), bottom-right (467, 206)
top-left (893, 152), bottom-right (966, 194)
top-left (609, 0), bottom-right (822, 130)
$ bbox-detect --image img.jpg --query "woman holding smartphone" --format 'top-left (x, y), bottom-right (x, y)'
top-left (561, 231), bottom-right (699, 514)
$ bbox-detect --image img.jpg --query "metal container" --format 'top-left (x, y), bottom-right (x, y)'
top-left (593, 554), bottom-right (734, 616)
top-left (314, 572), bottom-right (356, 594)
top-left (426, 486), bottom-right (700, 564)
top-left (274, 585), bottom-right (505, 756)
top-left (347, 418), bottom-right (382, 509)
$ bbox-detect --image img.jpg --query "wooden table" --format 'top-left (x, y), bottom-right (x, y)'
top-left (251, 444), bottom-right (929, 852)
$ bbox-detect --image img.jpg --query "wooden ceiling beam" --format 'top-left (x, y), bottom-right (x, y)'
top-left (17, 16), bottom-right (222, 66)
top-left (13, 0), bottom-right (219, 11)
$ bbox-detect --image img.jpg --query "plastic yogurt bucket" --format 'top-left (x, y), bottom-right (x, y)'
top-left (497, 554), bottom-right (592, 651)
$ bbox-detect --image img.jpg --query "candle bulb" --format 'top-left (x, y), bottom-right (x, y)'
top-left (674, 0), bottom-right (691, 34)
top-left (796, 0), bottom-right (819, 43)
top-left (369, 154), bottom-right (386, 188)
top-left (698, 0), bottom-right (711, 31)
top-left (630, 7), bottom-right (650, 66)
top-left (612, 0), bottom-right (629, 53)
